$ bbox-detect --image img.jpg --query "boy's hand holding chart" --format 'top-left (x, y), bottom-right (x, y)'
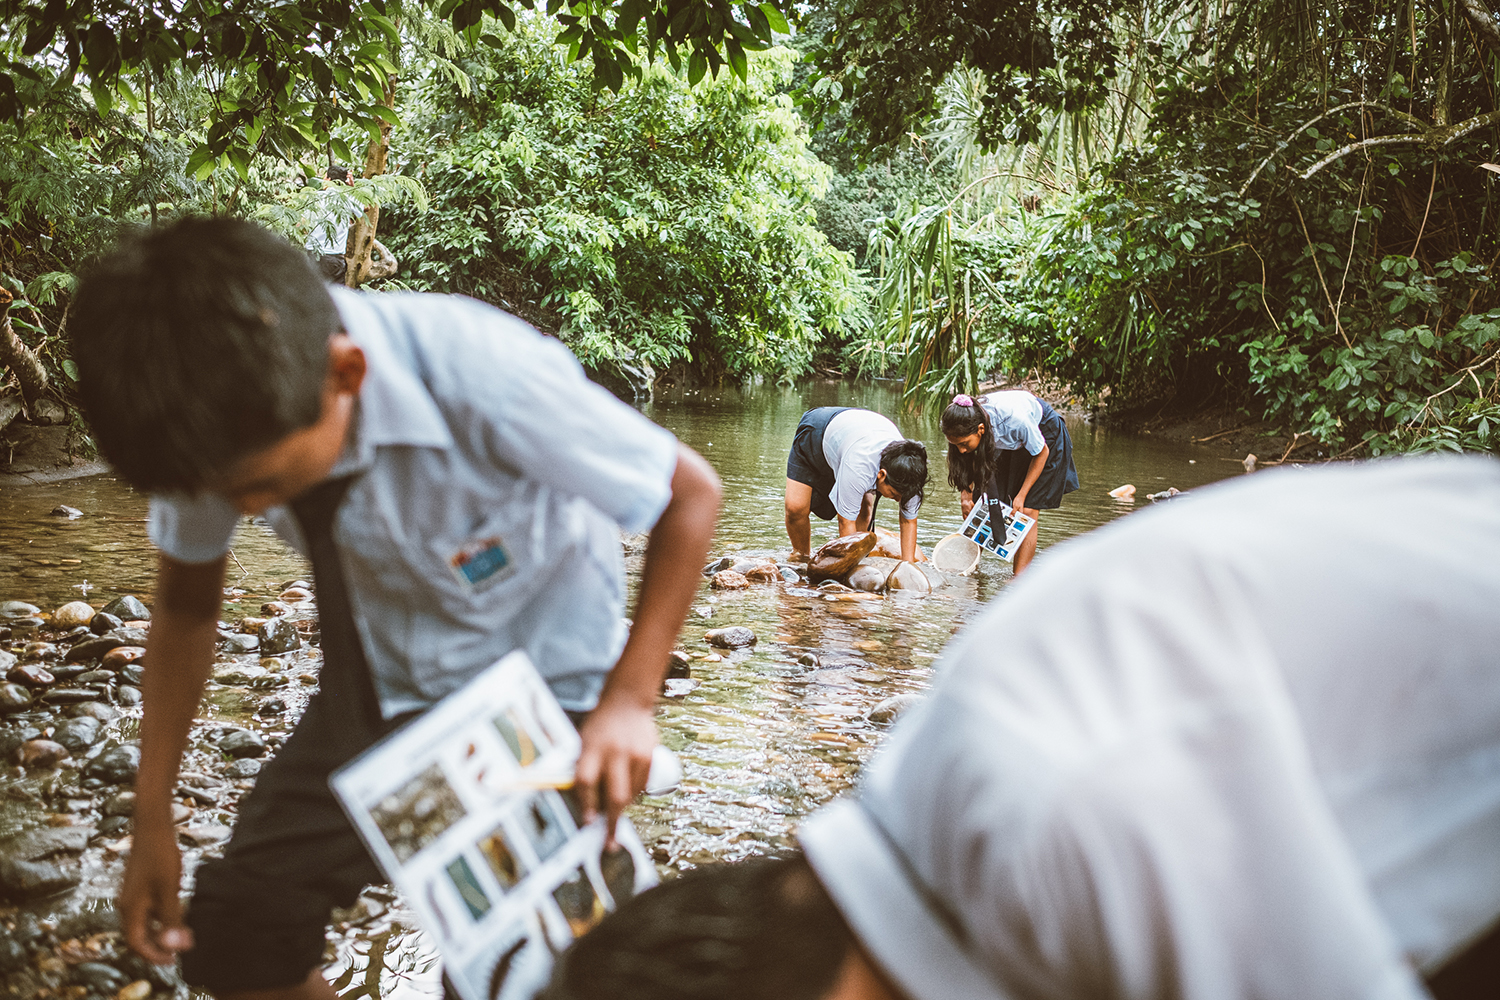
top-left (931, 494), bottom-right (1037, 574)
top-left (331, 652), bottom-right (672, 1000)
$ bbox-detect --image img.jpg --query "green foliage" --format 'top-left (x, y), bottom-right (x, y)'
top-left (801, 0), bottom-right (1121, 154)
top-left (0, 0), bottom-right (794, 177)
top-left (384, 20), bottom-right (863, 380)
top-left (855, 0), bottom-right (1500, 454)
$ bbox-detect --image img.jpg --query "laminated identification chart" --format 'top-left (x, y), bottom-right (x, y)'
top-left (331, 652), bottom-right (657, 1000)
top-left (958, 494), bottom-right (1036, 562)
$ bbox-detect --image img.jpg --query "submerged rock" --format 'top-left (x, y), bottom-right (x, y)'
top-left (666, 651), bottom-right (692, 679)
top-left (222, 634), bottom-right (259, 654)
top-left (101, 646), bottom-right (146, 670)
top-left (807, 533), bottom-right (878, 582)
top-left (741, 563), bottom-right (782, 585)
top-left (89, 611), bottom-right (123, 635)
top-left (74, 962), bottom-right (131, 994)
top-left (0, 602), bottom-right (41, 620)
top-left (868, 692), bottom-right (923, 724)
top-left (85, 744), bottom-right (141, 784)
top-left (705, 626), bottom-right (757, 649)
top-left (701, 556), bottom-right (736, 577)
top-left (49, 504), bottom-right (84, 519)
top-left (259, 616), bottom-right (300, 654)
top-left (846, 559), bottom-right (893, 593)
top-left (99, 595), bottom-right (150, 621)
top-left (710, 570), bottom-right (750, 590)
top-left (8, 663), bottom-right (54, 687)
top-left (0, 857), bottom-right (81, 899)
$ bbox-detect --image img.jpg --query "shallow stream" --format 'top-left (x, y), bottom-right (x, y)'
top-left (0, 381), bottom-right (1238, 997)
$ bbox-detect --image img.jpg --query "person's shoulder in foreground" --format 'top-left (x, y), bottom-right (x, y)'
top-left (545, 455), bottom-right (1500, 1000)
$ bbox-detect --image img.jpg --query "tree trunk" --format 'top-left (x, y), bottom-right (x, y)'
top-left (0, 287), bottom-right (50, 415)
top-left (345, 72), bottom-right (397, 287)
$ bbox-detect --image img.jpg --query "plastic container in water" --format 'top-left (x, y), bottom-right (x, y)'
top-left (931, 533), bottom-right (982, 576)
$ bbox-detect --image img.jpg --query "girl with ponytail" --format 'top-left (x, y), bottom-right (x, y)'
top-left (941, 391), bottom-right (1079, 575)
top-left (784, 407), bottom-right (929, 562)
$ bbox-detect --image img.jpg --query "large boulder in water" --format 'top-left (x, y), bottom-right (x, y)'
top-left (883, 561), bottom-right (931, 596)
top-left (808, 533), bottom-right (878, 582)
top-left (871, 528), bottom-right (927, 562)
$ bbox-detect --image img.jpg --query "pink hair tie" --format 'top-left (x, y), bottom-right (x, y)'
top-left (952, 394), bottom-right (975, 407)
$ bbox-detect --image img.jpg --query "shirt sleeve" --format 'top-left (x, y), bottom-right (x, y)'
top-left (148, 492), bottom-right (241, 564)
top-left (832, 456), bottom-right (874, 521)
top-left (901, 495), bottom-right (922, 520)
top-left (445, 300), bottom-right (680, 534)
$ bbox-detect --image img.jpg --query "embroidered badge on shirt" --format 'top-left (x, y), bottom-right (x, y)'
top-left (450, 537), bottom-right (512, 591)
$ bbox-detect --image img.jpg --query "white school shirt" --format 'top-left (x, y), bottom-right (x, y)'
top-left (980, 390), bottom-right (1046, 455)
top-left (148, 288), bottom-right (680, 716)
top-left (820, 408), bottom-right (922, 521)
top-left (827, 456), bottom-right (1500, 1000)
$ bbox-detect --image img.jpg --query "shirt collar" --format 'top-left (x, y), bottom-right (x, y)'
top-left (328, 286), bottom-right (453, 473)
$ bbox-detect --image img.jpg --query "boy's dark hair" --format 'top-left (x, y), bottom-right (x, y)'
top-left (941, 398), bottom-right (997, 497)
top-left (543, 855), bottom-right (853, 1000)
top-left (327, 164), bottom-right (351, 181)
top-left (69, 217), bottom-right (339, 493)
top-left (878, 439), bottom-right (928, 507)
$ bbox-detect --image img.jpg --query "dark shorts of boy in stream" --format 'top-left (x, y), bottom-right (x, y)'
top-left (785, 406), bottom-right (849, 522)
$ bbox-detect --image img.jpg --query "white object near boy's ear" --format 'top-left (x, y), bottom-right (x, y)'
top-left (645, 744), bottom-right (683, 795)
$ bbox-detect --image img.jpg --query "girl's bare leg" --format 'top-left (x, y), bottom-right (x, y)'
top-left (784, 479), bottom-right (813, 561)
top-left (1013, 508), bottom-right (1041, 576)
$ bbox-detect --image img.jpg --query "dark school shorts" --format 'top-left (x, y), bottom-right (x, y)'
top-left (180, 692), bottom-right (415, 992)
top-left (989, 401), bottom-right (1080, 510)
top-left (786, 406), bottom-right (850, 522)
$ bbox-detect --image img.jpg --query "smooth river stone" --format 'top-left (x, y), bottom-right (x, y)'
top-left (101, 646), bottom-right (146, 671)
top-left (99, 595), bottom-right (150, 621)
top-left (0, 602), bottom-right (40, 620)
top-left (17, 739), bottom-right (70, 767)
top-left (8, 664), bottom-right (53, 687)
top-left (258, 617), bottom-right (301, 654)
top-left (709, 570), bottom-right (750, 590)
top-left (704, 626), bottom-right (757, 649)
top-left (51, 602), bottom-right (95, 629)
top-left (51, 716), bottom-right (102, 752)
top-left (807, 532), bottom-right (879, 582)
top-left (0, 683), bottom-right (32, 712)
top-left (883, 560), bottom-right (932, 595)
top-left (85, 744), bottom-right (141, 784)
top-left (88, 612), bottom-right (122, 635)
top-left (65, 635), bottom-right (124, 663)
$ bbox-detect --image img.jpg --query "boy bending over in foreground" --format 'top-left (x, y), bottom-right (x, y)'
top-left (69, 218), bottom-right (721, 1000)
top-left (548, 457), bottom-right (1500, 1000)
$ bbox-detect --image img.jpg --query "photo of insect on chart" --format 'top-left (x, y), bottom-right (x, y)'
top-left (332, 652), bottom-right (659, 1000)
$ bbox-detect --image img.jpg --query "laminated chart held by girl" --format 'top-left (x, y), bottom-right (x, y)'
top-left (942, 392), bottom-right (1079, 576)
top-left (783, 406), bottom-right (929, 563)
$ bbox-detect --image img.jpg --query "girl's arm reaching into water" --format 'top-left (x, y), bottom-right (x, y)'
top-left (574, 444), bottom-right (721, 845)
top-left (900, 517), bottom-right (919, 562)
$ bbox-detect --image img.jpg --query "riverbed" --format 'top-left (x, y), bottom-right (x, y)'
top-left (0, 382), bottom-right (1238, 997)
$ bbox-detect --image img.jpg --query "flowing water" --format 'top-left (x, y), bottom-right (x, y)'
top-left (0, 381), bottom-right (1238, 996)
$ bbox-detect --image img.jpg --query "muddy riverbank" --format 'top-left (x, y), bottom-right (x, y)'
top-left (0, 381), bottom-right (1243, 999)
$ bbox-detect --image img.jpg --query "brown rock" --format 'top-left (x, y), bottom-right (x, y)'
top-left (742, 563), bottom-right (782, 584)
top-left (260, 601), bottom-right (293, 617)
top-left (280, 587), bottom-right (314, 603)
top-left (8, 663), bottom-right (54, 686)
top-left (709, 570), bottom-right (750, 590)
top-left (101, 646), bottom-right (146, 670)
top-left (18, 739), bottom-right (70, 767)
top-left (237, 617), bottom-right (269, 634)
top-left (118, 982), bottom-right (153, 1000)
top-left (807, 532), bottom-right (879, 582)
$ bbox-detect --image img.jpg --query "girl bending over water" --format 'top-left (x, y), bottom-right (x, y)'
top-left (942, 392), bottom-right (1079, 575)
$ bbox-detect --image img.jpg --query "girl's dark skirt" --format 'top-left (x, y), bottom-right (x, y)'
top-left (990, 401), bottom-right (1080, 510)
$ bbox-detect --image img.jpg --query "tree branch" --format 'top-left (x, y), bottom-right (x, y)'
top-left (1238, 101), bottom-right (1426, 195)
top-left (1298, 109), bottom-right (1500, 180)
top-left (1458, 0), bottom-right (1500, 60)
top-left (0, 287), bottom-right (51, 414)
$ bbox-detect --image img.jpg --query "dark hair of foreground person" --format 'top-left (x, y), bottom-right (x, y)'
top-left (68, 216), bottom-right (339, 494)
top-left (877, 439), bottom-right (928, 508)
top-left (543, 855), bottom-right (852, 1000)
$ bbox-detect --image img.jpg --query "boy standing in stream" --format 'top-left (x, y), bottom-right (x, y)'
top-left (67, 217), bottom-right (721, 1000)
